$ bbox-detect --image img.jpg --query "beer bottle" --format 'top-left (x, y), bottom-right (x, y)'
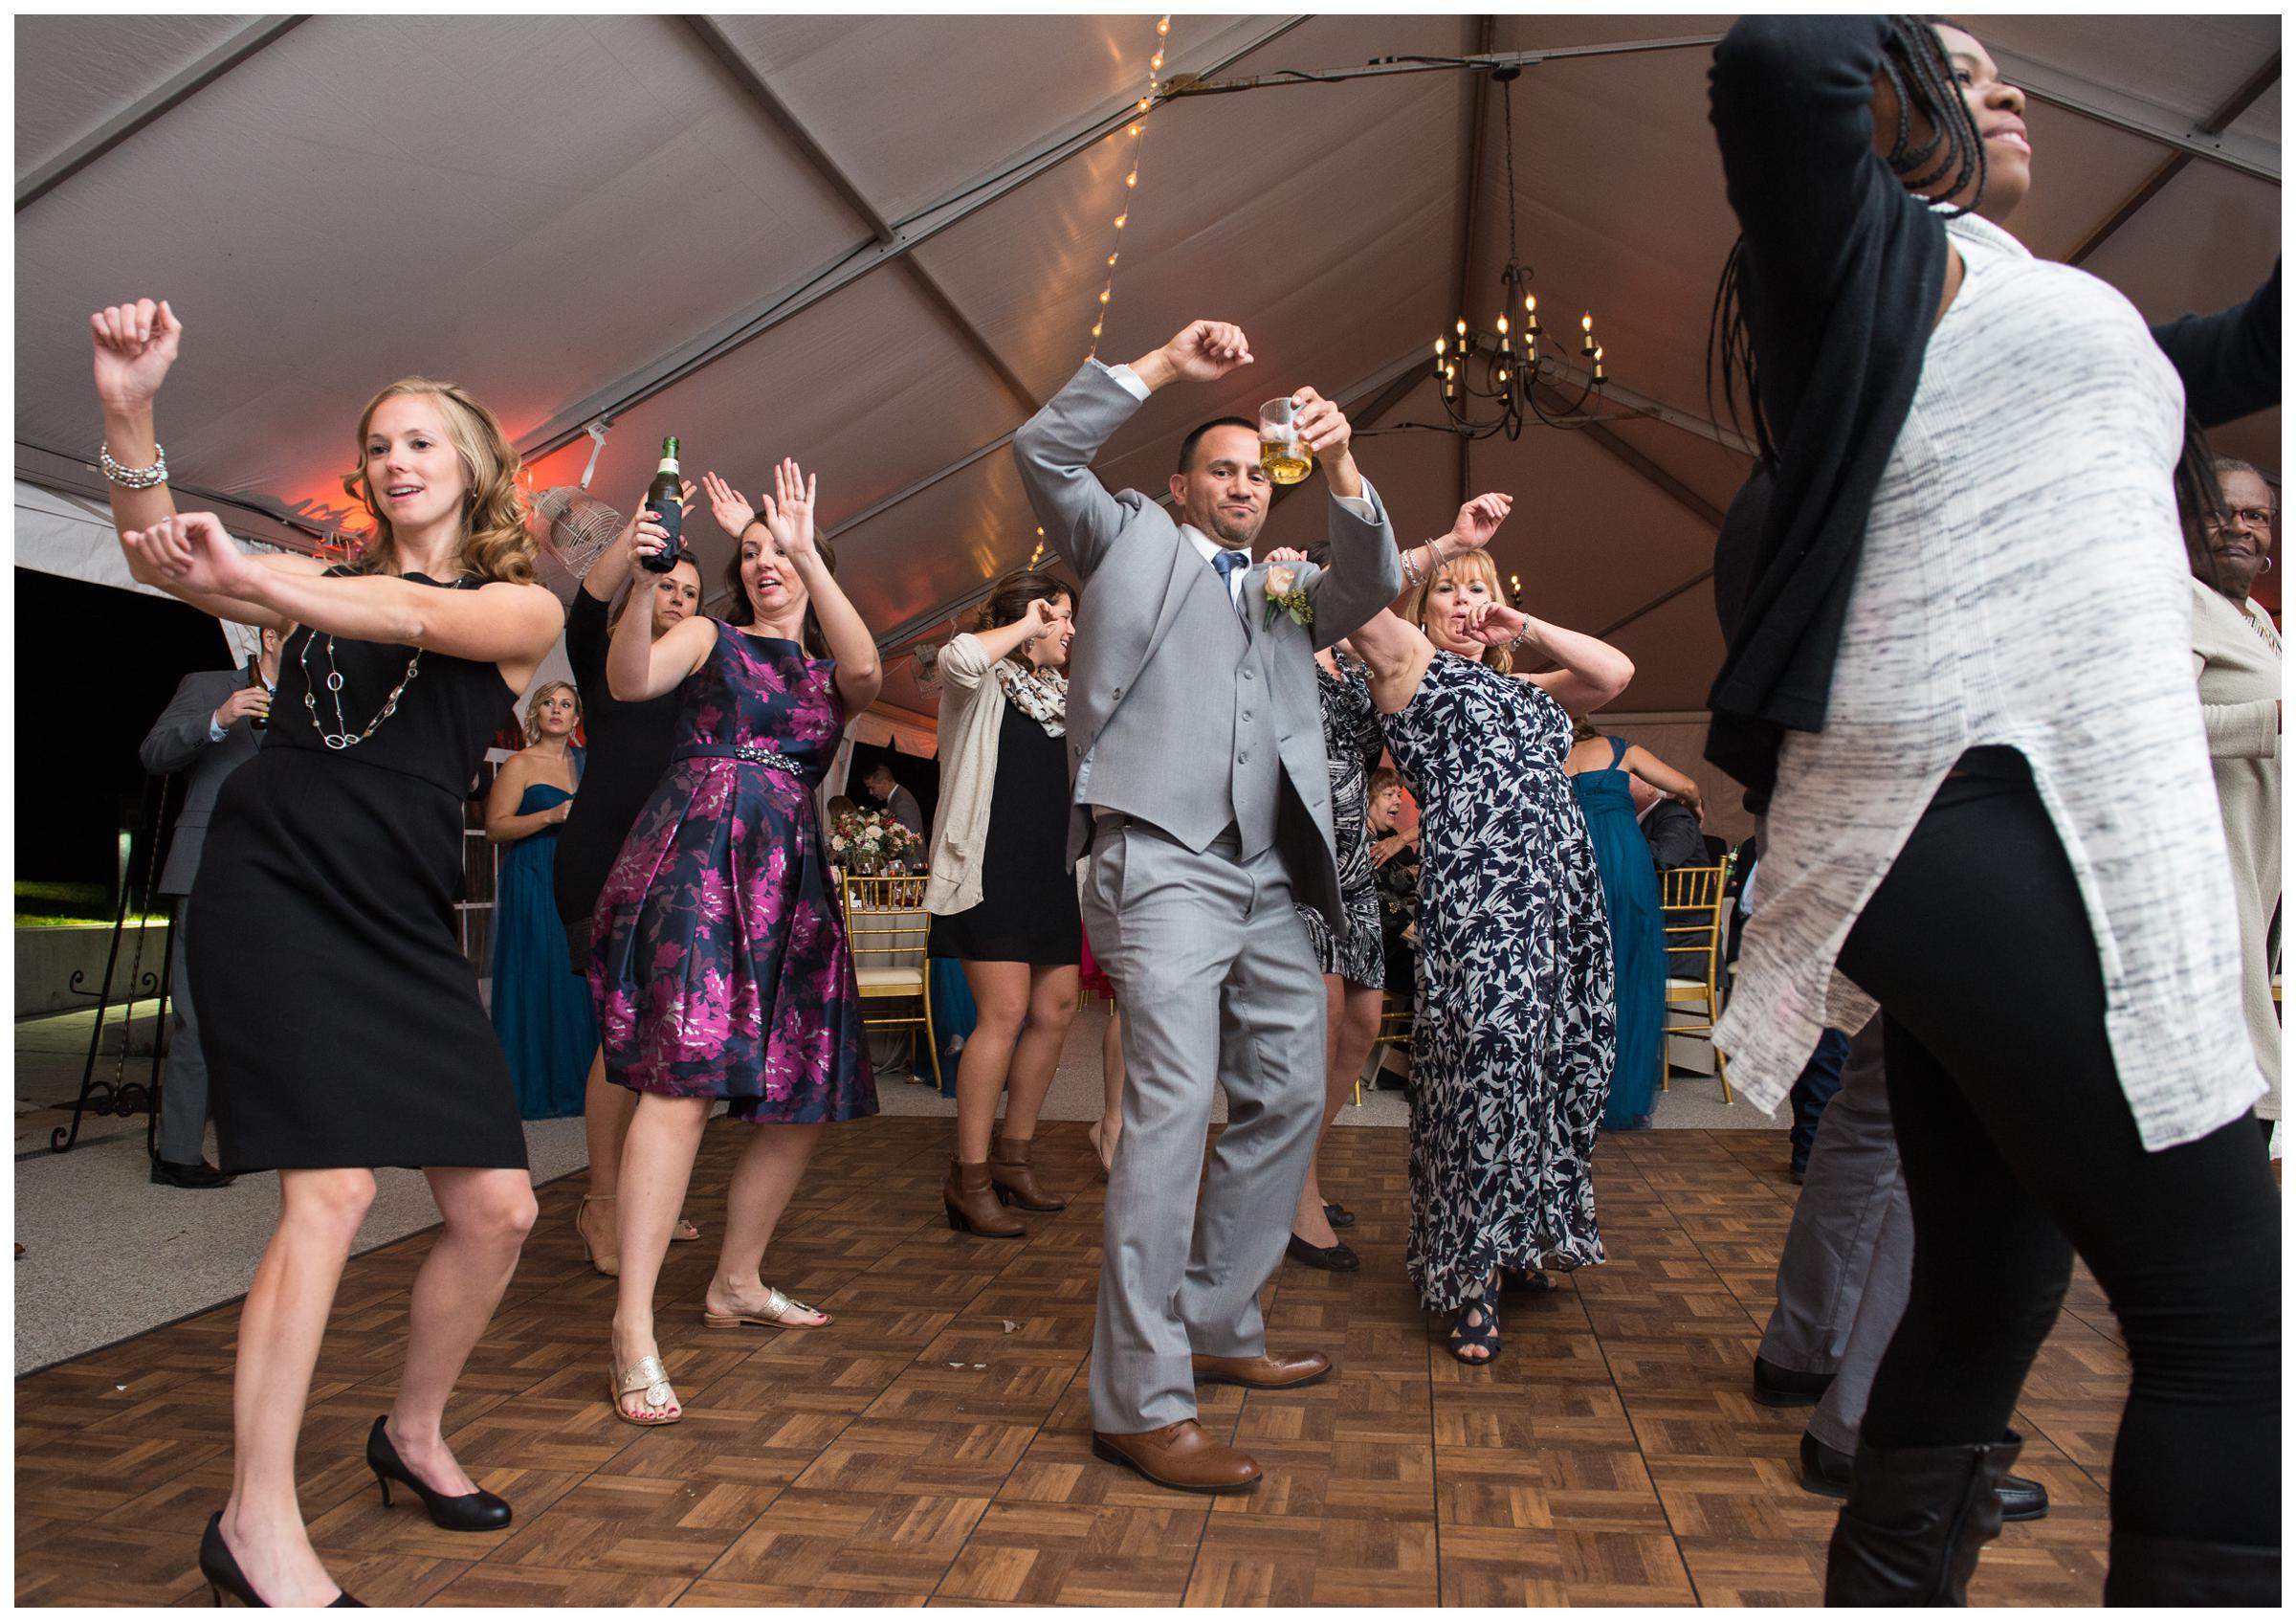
top-left (640, 435), bottom-right (683, 573)
top-left (244, 655), bottom-right (269, 730)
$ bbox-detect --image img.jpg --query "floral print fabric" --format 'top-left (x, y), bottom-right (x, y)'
top-left (589, 624), bottom-right (877, 1122)
top-left (1381, 652), bottom-right (1615, 1312)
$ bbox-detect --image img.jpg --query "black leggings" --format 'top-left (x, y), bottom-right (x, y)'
top-left (1835, 749), bottom-right (2281, 1549)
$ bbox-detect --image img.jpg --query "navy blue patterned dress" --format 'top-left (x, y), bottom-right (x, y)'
top-left (1294, 654), bottom-right (1387, 989)
top-left (589, 623), bottom-right (877, 1123)
top-left (1380, 653), bottom-right (1615, 1313)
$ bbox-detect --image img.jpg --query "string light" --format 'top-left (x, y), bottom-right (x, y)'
top-left (1086, 16), bottom-right (1170, 364)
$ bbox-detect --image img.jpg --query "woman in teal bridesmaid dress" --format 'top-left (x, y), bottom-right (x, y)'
top-left (486, 680), bottom-right (598, 1119)
top-left (1565, 723), bottom-right (1704, 1129)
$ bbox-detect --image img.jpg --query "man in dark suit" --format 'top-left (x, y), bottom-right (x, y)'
top-left (138, 626), bottom-right (284, 1187)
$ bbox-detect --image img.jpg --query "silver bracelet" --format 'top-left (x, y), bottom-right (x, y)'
top-left (99, 440), bottom-right (167, 490)
top-left (1401, 537), bottom-right (1444, 589)
top-left (1508, 622), bottom-right (1535, 653)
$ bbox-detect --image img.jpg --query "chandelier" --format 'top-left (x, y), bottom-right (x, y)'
top-left (1432, 66), bottom-right (1607, 439)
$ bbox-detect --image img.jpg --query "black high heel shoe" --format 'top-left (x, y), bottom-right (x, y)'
top-left (198, 1511), bottom-right (364, 1607)
top-left (365, 1416), bottom-right (513, 1531)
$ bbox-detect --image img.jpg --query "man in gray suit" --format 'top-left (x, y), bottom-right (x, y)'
top-left (138, 626), bottom-right (284, 1188)
top-left (1016, 319), bottom-right (1402, 1493)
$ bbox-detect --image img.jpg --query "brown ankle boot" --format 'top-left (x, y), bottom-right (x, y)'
top-left (944, 1158), bottom-right (1025, 1238)
top-left (989, 1135), bottom-right (1067, 1211)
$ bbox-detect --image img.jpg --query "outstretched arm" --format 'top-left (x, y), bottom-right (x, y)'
top-left (122, 512), bottom-right (561, 676)
top-left (1623, 744), bottom-right (1706, 824)
top-left (764, 458), bottom-right (881, 713)
top-left (1013, 320), bottom-right (1253, 577)
top-left (1470, 602), bottom-right (1634, 715)
top-left (1290, 386), bottom-right (1402, 644)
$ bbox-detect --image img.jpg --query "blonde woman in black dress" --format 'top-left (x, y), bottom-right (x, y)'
top-left (96, 298), bottom-right (562, 1607)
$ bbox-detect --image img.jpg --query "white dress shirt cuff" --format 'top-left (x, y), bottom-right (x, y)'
top-left (209, 716), bottom-right (229, 743)
top-left (1098, 360), bottom-right (1153, 402)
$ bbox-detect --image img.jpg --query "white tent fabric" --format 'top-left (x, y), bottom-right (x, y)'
top-left (15, 13), bottom-right (2281, 746)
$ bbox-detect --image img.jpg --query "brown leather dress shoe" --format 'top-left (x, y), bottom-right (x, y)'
top-left (1190, 1350), bottom-right (1332, 1390)
top-left (942, 1159), bottom-right (1025, 1238)
top-left (987, 1134), bottom-right (1067, 1212)
top-left (1092, 1419), bottom-right (1261, 1493)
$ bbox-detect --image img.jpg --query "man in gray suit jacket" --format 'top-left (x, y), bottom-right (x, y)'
top-left (1015, 319), bottom-right (1402, 1493)
top-left (138, 627), bottom-right (282, 1187)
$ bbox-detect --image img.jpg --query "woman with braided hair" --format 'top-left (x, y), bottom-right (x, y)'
top-left (1704, 17), bottom-right (2279, 1604)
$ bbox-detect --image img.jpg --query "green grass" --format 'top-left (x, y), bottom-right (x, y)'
top-left (13, 880), bottom-right (168, 928)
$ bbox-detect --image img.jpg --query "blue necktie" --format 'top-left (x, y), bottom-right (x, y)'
top-left (1210, 547), bottom-right (1250, 600)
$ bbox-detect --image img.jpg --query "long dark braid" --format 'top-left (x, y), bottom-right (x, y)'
top-left (2175, 413), bottom-right (2232, 589)
top-left (1708, 17), bottom-right (1990, 462)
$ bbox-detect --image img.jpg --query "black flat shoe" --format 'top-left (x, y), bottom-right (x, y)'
top-left (1752, 1354), bottom-right (1834, 1408)
top-left (1285, 1233), bottom-right (1360, 1273)
top-left (1322, 1202), bottom-right (1357, 1230)
top-left (199, 1511), bottom-right (364, 1607)
top-left (151, 1158), bottom-right (235, 1189)
top-left (366, 1416), bottom-right (512, 1531)
top-left (1801, 1430), bottom-right (2048, 1522)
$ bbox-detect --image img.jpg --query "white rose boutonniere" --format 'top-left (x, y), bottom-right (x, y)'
top-left (1260, 564), bottom-right (1313, 632)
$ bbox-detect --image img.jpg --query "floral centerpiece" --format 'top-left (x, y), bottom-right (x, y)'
top-left (829, 807), bottom-right (923, 876)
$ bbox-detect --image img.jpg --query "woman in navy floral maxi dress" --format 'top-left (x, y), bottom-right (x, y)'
top-left (1351, 495), bottom-right (1633, 1366)
top-left (590, 457), bottom-right (880, 1426)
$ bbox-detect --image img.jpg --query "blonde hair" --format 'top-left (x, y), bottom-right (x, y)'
top-left (340, 378), bottom-right (538, 585)
top-left (522, 679), bottom-right (582, 745)
top-left (1405, 548), bottom-right (1512, 675)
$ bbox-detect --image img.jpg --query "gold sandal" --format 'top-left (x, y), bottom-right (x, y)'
top-left (700, 1285), bottom-right (827, 1330)
top-left (608, 1353), bottom-right (681, 1426)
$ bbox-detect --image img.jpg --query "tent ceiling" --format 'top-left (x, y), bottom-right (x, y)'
top-left (15, 13), bottom-right (2280, 727)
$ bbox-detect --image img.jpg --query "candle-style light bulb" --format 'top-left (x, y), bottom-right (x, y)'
top-left (1434, 336), bottom-right (1446, 357)
top-left (1456, 318), bottom-right (1468, 340)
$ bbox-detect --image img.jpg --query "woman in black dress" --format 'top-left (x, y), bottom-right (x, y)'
top-left (553, 515), bottom-right (706, 1272)
top-left (923, 571), bottom-right (1084, 1235)
top-left (95, 299), bottom-right (564, 1607)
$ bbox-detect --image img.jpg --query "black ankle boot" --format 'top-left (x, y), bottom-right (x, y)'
top-left (2102, 1529), bottom-right (2281, 1606)
top-left (1823, 1431), bottom-right (2024, 1605)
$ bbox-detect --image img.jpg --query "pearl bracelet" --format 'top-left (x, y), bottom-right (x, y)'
top-left (99, 440), bottom-right (167, 490)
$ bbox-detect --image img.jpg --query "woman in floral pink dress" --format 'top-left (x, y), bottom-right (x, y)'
top-left (589, 457), bottom-right (879, 1426)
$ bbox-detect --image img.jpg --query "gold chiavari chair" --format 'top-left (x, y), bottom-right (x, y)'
top-left (839, 873), bottom-right (940, 1090)
top-left (1658, 852), bottom-right (1737, 1103)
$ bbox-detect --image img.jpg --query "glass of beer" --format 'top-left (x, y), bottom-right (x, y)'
top-left (1259, 397), bottom-right (1314, 485)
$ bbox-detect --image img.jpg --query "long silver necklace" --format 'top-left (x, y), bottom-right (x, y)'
top-left (300, 630), bottom-right (422, 750)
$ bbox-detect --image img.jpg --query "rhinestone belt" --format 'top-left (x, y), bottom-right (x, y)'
top-left (675, 743), bottom-right (807, 775)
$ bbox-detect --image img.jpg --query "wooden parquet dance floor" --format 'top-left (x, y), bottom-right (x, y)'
top-left (16, 1122), bottom-right (2131, 1606)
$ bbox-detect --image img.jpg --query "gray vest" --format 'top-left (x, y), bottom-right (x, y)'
top-left (1076, 561), bottom-right (1284, 858)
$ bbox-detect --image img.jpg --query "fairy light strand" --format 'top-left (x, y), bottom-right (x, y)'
top-left (1086, 15), bottom-right (1171, 363)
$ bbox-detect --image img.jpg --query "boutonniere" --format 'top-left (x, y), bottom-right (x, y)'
top-left (1260, 564), bottom-right (1314, 632)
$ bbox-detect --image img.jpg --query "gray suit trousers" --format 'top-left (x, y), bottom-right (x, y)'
top-left (1084, 820), bottom-right (1327, 1433)
top-left (1756, 1018), bottom-right (1912, 1454)
top-left (157, 907), bottom-right (213, 1164)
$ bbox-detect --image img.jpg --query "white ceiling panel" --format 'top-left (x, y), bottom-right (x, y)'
top-left (14, 13), bottom-right (264, 181)
top-left (717, 12), bottom-right (1260, 226)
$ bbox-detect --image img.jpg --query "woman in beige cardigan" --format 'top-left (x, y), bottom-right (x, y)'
top-left (925, 570), bottom-right (1084, 1233)
top-left (2194, 458), bottom-right (2282, 1141)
